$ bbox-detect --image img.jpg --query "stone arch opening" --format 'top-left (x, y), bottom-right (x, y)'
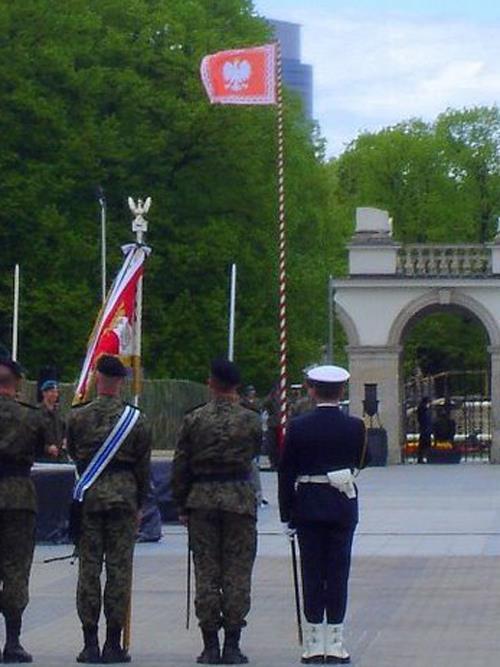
top-left (398, 302), bottom-right (492, 463)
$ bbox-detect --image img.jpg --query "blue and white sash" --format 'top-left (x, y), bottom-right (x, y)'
top-left (73, 405), bottom-right (140, 502)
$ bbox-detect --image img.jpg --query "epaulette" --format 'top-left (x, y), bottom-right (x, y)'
top-left (17, 400), bottom-right (39, 410)
top-left (184, 402), bottom-right (207, 416)
top-left (241, 402), bottom-right (261, 415)
top-left (125, 402), bottom-right (144, 413)
top-left (70, 401), bottom-right (92, 409)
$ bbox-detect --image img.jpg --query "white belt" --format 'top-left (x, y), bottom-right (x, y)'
top-left (297, 469), bottom-right (357, 499)
top-left (298, 475), bottom-right (330, 484)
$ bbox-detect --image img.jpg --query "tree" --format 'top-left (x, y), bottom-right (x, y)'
top-left (0, 0), bottom-right (340, 390)
top-left (328, 106), bottom-right (500, 376)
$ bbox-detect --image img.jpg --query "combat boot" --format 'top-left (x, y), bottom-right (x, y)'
top-left (197, 630), bottom-right (221, 664)
top-left (221, 627), bottom-right (248, 665)
top-left (101, 625), bottom-right (131, 664)
top-left (3, 616), bottom-right (32, 663)
top-left (325, 624), bottom-right (350, 664)
top-left (301, 623), bottom-right (324, 664)
top-left (76, 625), bottom-right (101, 664)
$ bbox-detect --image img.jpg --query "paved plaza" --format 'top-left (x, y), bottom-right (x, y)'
top-left (22, 465), bottom-right (500, 666)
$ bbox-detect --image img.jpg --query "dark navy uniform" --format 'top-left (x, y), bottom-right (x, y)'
top-left (279, 406), bottom-right (367, 626)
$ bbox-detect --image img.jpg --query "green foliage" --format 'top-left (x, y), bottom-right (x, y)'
top-left (329, 106), bottom-right (500, 375)
top-left (0, 0), bottom-right (341, 390)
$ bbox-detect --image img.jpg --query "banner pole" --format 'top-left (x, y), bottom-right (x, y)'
top-left (12, 264), bottom-right (20, 361)
top-left (124, 197), bottom-right (151, 652)
top-left (228, 264), bottom-right (237, 362)
top-left (276, 41), bottom-right (288, 450)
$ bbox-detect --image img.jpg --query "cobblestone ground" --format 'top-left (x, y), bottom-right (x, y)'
top-left (15, 466), bottom-right (500, 666)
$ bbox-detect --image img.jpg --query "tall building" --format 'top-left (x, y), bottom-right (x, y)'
top-left (268, 19), bottom-right (313, 119)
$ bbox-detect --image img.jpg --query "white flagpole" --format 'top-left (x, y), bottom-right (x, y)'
top-left (98, 187), bottom-right (107, 305)
top-left (12, 264), bottom-right (20, 361)
top-left (228, 264), bottom-right (237, 361)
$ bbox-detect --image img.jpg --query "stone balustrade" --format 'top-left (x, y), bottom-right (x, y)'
top-left (397, 245), bottom-right (492, 277)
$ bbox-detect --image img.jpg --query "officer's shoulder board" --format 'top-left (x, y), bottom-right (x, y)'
top-left (17, 400), bottom-right (39, 410)
top-left (184, 402), bottom-right (207, 417)
top-left (70, 400), bottom-right (92, 410)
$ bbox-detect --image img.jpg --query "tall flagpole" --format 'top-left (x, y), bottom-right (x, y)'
top-left (123, 196), bottom-right (151, 653)
top-left (276, 41), bottom-right (288, 449)
top-left (228, 264), bottom-right (237, 362)
top-left (12, 264), bottom-right (20, 361)
top-left (97, 186), bottom-right (107, 306)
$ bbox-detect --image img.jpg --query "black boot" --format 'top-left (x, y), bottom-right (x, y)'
top-left (3, 616), bottom-right (32, 664)
top-left (101, 625), bottom-right (131, 664)
top-left (76, 625), bottom-right (100, 664)
top-left (222, 627), bottom-right (248, 665)
top-left (197, 630), bottom-right (221, 664)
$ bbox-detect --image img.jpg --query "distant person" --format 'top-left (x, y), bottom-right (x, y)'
top-left (38, 380), bottom-right (66, 462)
top-left (262, 384), bottom-right (281, 469)
top-left (289, 382), bottom-right (315, 418)
top-left (240, 386), bottom-right (268, 508)
top-left (279, 365), bottom-right (369, 664)
top-left (171, 359), bottom-right (261, 664)
top-left (433, 407), bottom-right (456, 448)
top-left (416, 397), bottom-right (432, 464)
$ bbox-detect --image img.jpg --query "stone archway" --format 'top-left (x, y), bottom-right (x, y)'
top-left (332, 207), bottom-right (500, 464)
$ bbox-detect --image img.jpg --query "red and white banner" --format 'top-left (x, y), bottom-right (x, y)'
top-left (200, 44), bottom-right (277, 105)
top-left (74, 244), bottom-right (151, 403)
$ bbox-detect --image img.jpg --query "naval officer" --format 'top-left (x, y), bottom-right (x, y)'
top-left (278, 365), bottom-right (368, 664)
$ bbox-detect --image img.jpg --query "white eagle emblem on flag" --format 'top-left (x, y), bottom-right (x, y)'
top-left (223, 59), bottom-right (252, 92)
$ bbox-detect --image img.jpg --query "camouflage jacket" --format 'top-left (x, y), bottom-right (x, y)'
top-left (290, 396), bottom-right (315, 418)
top-left (0, 395), bottom-right (45, 512)
top-left (67, 395), bottom-right (152, 513)
top-left (171, 397), bottom-right (262, 517)
top-left (38, 404), bottom-right (66, 459)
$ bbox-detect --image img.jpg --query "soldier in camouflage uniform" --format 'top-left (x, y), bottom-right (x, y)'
top-left (38, 380), bottom-right (66, 461)
top-left (0, 357), bottom-right (45, 663)
top-left (171, 359), bottom-right (261, 665)
top-left (67, 355), bottom-right (151, 664)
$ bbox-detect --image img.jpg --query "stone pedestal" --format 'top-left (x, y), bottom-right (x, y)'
top-left (348, 346), bottom-right (403, 464)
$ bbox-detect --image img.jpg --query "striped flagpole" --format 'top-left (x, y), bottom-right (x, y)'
top-left (276, 41), bottom-right (288, 451)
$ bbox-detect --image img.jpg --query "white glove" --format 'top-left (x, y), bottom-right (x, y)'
top-left (282, 522), bottom-right (296, 539)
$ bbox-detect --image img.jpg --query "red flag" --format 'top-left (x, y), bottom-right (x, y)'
top-left (201, 44), bottom-right (277, 105)
top-left (74, 244), bottom-right (151, 403)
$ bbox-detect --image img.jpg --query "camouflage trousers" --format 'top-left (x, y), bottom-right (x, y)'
top-left (189, 509), bottom-right (257, 632)
top-left (77, 508), bottom-right (135, 628)
top-left (0, 510), bottom-right (35, 617)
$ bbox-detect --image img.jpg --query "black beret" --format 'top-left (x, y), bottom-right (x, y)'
top-left (96, 354), bottom-right (128, 378)
top-left (210, 358), bottom-right (241, 387)
top-left (0, 357), bottom-right (23, 379)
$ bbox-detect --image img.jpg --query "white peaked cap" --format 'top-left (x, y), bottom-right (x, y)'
top-left (306, 365), bottom-right (350, 383)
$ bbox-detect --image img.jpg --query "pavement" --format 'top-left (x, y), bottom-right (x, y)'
top-left (19, 465), bottom-right (500, 666)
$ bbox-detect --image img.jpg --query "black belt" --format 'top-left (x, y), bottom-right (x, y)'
top-left (0, 463), bottom-right (31, 479)
top-left (76, 460), bottom-right (134, 476)
top-left (194, 472), bottom-right (250, 483)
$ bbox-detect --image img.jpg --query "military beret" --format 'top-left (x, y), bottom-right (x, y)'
top-left (0, 357), bottom-right (23, 379)
top-left (210, 358), bottom-right (241, 387)
top-left (41, 380), bottom-right (58, 392)
top-left (96, 354), bottom-right (128, 378)
top-left (307, 365), bottom-right (350, 384)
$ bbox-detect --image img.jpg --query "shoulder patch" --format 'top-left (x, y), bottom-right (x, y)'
top-left (184, 402), bottom-right (208, 416)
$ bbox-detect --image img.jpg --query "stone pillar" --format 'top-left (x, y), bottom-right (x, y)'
top-left (348, 345), bottom-right (403, 464)
top-left (488, 346), bottom-right (500, 463)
